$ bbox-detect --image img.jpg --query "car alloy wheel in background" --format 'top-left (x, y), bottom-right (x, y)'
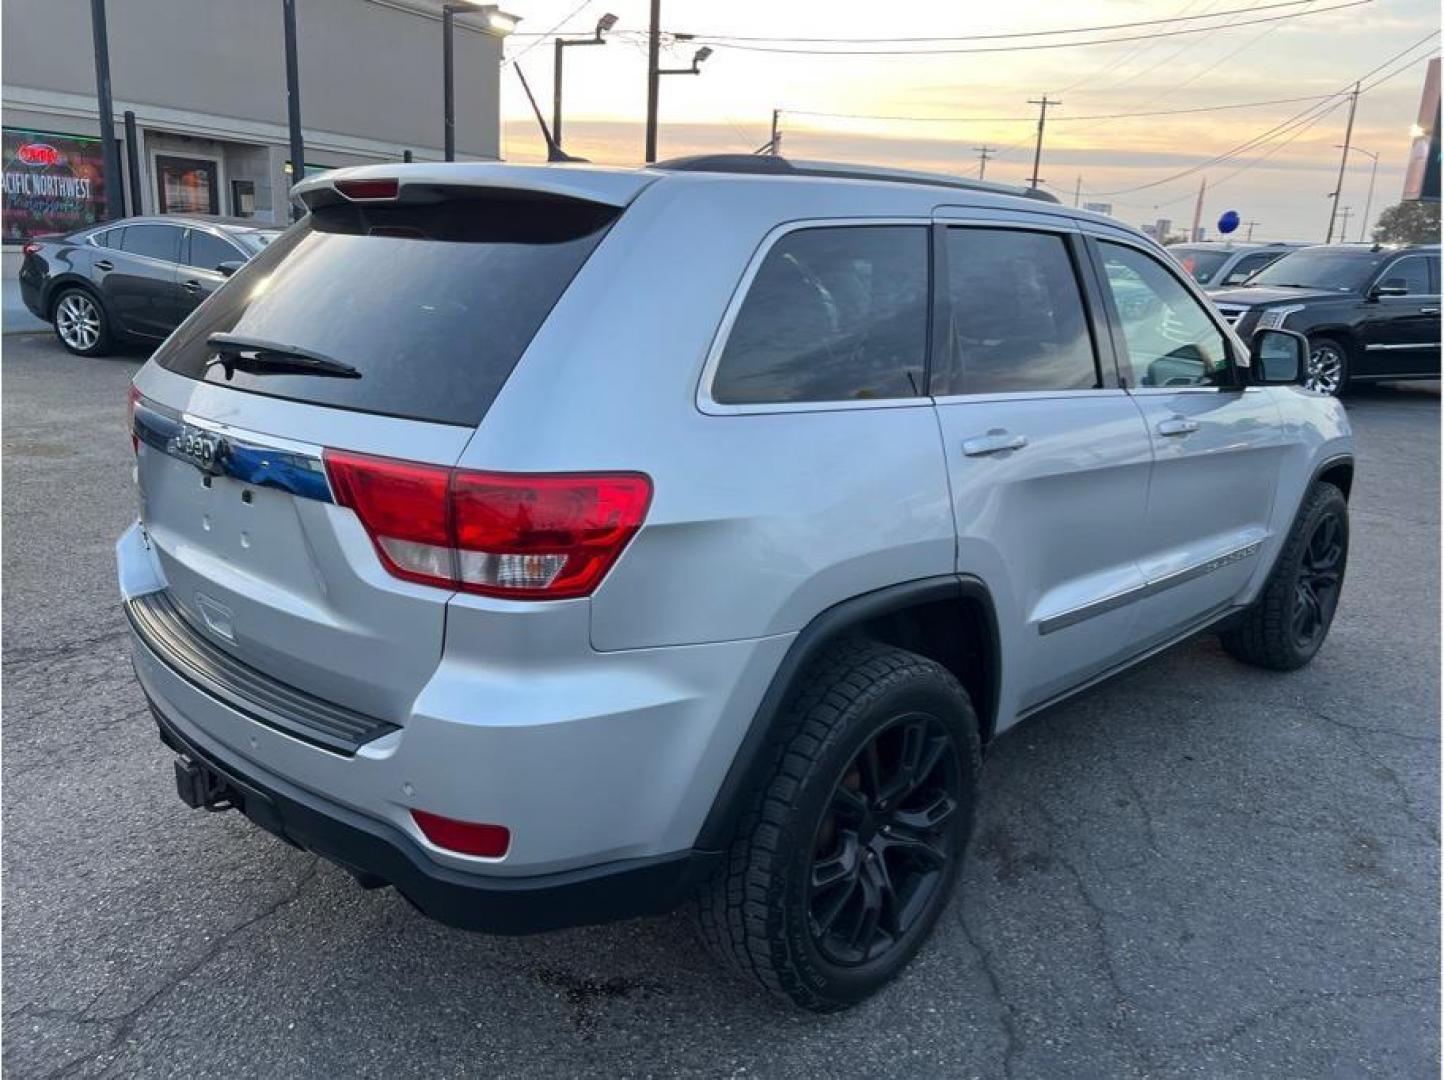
top-left (54, 291), bottom-right (104, 354)
top-left (1305, 340), bottom-right (1346, 396)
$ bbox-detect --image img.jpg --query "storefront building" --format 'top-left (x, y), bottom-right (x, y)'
top-left (2, 0), bottom-right (508, 249)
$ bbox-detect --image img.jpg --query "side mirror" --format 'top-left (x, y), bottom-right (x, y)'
top-left (1370, 280), bottom-right (1408, 298)
top-left (1250, 328), bottom-right (1307, 385)
top-left (216, 260), bottom-right (244, 278)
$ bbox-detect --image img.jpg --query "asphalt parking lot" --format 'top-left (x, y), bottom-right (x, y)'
top-left (3, 330), bottom-right (1438, 1078)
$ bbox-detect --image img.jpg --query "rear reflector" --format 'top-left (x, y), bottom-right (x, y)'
top-left (411, 809), bottom-right (510, 858)
top-left (334, 178), bottom-right (399, 200)
top-left (324, 450), bottom-right (651, 600)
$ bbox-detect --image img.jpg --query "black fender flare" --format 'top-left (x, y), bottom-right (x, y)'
top-left (692, 574), bottom-right (999, 851)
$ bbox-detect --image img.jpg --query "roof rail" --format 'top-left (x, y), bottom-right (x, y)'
top-left (650, 154), bottom-right (1060, 203)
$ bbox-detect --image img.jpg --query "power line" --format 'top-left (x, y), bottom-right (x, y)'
top-left (1085, 31), bottom-right (1440, 197)
top-left (779, 92), bottom-right (1338, 125)
top-left (670, 0), bottom-right (1320, 44)
top-left (677, 0), bottom-right (1370, 56)
top-left (503, 0), bottom-right (594, 65)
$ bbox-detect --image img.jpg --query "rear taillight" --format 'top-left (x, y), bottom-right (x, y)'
top-left (127, 384), bottom-right (141, 454)
top-left (323, 450), bottom-right (651, 600)
top-left (21, 242), bottom-right (40, 257)
top-left (411, 810), bottom-right (510, 858)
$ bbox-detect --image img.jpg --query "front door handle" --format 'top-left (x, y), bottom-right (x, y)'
top-left (1156, 416), bottom-right (1200, 437)
top-left (1421, 307), bottom-right (1439, 315)
top-left (94, 259), bottom-right (113, 272)
top-left (962, 430), bottom-right (1029, 457)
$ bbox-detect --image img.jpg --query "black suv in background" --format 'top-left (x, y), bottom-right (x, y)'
top-left (1210, 243), bottom-right (1440, 395)
top-left (18, 217), bottom-right (278, 357)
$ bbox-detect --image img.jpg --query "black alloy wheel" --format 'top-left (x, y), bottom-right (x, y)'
top-left (808, 713), bottom-right (962, 967)
top-left (1292, 511), bottom-right (1345, 651)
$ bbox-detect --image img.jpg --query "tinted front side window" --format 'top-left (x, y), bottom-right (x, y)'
top-left (187, 230), bottom-right (243, 272)
top-left (153, 195), bottom-right (617, 426)
top-left (121, 224), bottom-right (182, 262)
top-left (712, 226), bottom-right (927, 404)
top-left (1099, 242), bottom-right (1231, 389)
top-left (1378, 256), bottom-right (1431, 295)
top-left (940, 228), bottom-right (1098, 395)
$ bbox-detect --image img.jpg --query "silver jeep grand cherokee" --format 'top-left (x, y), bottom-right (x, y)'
top-left (118, 156), bottom-right (1353, 1010)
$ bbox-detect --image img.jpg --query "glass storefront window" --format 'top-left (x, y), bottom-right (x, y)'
top-left (156, 155), bottom-right (219, 215)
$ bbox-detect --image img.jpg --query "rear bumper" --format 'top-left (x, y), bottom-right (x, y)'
top-left (148, 693), bottom-right (719, 934)
top-left (18, 273), bottom-right (45, 320)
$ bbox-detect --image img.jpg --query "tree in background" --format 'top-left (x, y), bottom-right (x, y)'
top-left (1370, 200), bottom-right (1440, 244)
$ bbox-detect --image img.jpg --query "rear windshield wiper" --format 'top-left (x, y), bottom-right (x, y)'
top-left (206, 333), bottom-right (361, 380)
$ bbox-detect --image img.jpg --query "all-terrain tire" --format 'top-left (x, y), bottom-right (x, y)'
top-left (695, 637), bottom-right (982, 1011)
top-left (1220, 482), bottom-right (1348, 671)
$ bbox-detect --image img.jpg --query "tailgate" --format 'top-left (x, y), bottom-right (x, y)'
top-left (132, 384), bottom-right (471, 723)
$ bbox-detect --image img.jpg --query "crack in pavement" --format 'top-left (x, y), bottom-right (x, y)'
top-left (36, 858), bottom-right (320, 1080)
top-left (954, 902), bottom-right (1021, 1079)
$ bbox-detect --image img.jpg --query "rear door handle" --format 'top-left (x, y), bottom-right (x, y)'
top-left (182, 279), bottom-right (202, 293)
top-left (1421, 307), bottom-right (1439, 315)
top-left (1156, 416), bottom-right (1200, 437)
top-left (94, 259), bottom-right (113, 271)
top-left (962, 430), bottom-right (1029, 457)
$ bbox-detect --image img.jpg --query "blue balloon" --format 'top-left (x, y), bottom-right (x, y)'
top-left (1218, 210), bottom-right (1240, 234)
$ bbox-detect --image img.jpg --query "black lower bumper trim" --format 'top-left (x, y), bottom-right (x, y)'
top-left (149, 699), bottom-right (719, 935)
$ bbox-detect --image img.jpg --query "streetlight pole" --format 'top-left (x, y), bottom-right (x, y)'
top-left (552, 14), bottom-right (617, 152)
top-left (443, 3), bottom-right (519, 163)
top-left (282, 0), bottom-right (305, 219)
top-left (88, 0), bottom-right (123, 221)
top-left (647, 35), bottom-right (712, 163)
top-left (644, 0), bottom-right (661, 163)
top-left (1337, 144), bottom-right (1381, 243)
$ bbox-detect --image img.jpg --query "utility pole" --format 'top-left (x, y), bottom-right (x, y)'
top-left (1244, 220), bottom-right (1260, 241)
top-left (1073, 175), bottom-right (1082, 207)
top-left (1324, 81), bottom-right (1359, 244)
top-left (89, 0), bottom-right (123, 221)
top-left (770, 109), bottom-right (782, 156)
top-left (644, 0), bottom-right (661, 163)
top-left (1190, 176), bottom-right (1207, 242)
top-left (1026, 95), bottom-right (1059, 190)
top-left (282, 0), bottom-right (305, 218)
top-left (973, 145), bottom-right (995, 179)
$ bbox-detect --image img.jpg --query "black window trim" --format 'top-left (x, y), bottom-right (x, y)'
top-left (697, 216), bottom-right (937, 416)
top-left (929, 220), bottom-right (1118, 399)
top-left (181, 226), bottom-right (247, 274)
top-left (1084, 231), bottom-right (1246, 394)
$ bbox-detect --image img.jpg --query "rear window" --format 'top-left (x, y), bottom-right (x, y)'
top-left (1169, 247), bottom-right (1230, 284)
top-left (152, 194), bottom-right (617, 426)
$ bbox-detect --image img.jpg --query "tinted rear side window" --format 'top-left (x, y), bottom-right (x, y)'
top-left (712, 225), bottom-right (928, 404)
top-left (152, 194), bottom-right (617, 426)
top-left (187, 230), bottom-right (243, 272)
top-left (939, 228), bottom-right (1098, 395)
top-left (122, 224), bottom-right (182, 262)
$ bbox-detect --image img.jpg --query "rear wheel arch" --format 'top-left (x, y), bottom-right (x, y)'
top-left (45, 275), bottom-right (105, 320)
top-left (693, 575), bottom-right (1000, 852)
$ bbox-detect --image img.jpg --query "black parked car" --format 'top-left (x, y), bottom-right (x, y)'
top-left (1210, 243), bottom-right (1440, 396)
top-left (19, 217), bottom-right (280, 357)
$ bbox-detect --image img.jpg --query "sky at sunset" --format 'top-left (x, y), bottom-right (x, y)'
top-left (494, 0), bottom-right (1440, 241)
